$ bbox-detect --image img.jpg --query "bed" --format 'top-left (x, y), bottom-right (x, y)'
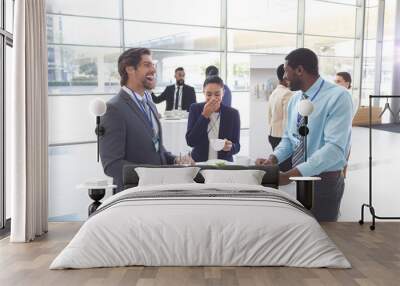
top-left (50, 165), bottom-right (350, 269)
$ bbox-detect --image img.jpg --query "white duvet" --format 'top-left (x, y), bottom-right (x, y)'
top-left (50, 183), bottom-right (350, 269)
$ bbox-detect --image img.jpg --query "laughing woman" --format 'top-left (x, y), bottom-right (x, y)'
top-left (186, 76), bottom-right (240, 163)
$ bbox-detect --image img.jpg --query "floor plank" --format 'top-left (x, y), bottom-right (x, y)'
top-left (0, 222), bottom-right (399, 286)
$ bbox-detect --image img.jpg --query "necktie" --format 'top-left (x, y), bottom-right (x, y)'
top-left (292, 93), bottom-right (308, 167)
top-left (139, 99), bottom-right (151, 125)
top-left (174, 86), bottom-right (180, 110)
top-left (139, 98), bottom-right (159, 151)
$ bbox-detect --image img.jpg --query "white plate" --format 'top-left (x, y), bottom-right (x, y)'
top-left (195, 160), bottom-right (230, 166)
top-left (164, 117), bottom-right (181, 120)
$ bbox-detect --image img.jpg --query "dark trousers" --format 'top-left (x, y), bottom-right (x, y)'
top-left (312, 171), bottom-right (345, 222)
top-left (268, 135), bottom-right (292, 172)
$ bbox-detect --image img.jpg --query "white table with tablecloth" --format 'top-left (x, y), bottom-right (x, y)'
top-left (160, 118), bottom-right (191, 155)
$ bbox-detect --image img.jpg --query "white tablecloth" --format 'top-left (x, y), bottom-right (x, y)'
top-left (160, 119), bottom-right (191, 155)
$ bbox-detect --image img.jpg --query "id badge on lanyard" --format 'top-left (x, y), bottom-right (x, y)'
top-left (152, 132), bottom-right (160, 152)
top-left (146, 103), bottom-right (160, 152)
top-left (145, 108), bottom-right (160, 152)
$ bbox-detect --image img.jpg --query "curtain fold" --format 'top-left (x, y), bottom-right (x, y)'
top-left (9, 0), bottom-right (48, 242)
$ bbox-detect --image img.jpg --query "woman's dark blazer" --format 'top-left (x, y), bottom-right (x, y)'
top-left (186, 102), bottom-right (240, 162)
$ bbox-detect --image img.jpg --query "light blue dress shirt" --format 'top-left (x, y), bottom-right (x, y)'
top-left (273, 77), bottom-right (353, 177)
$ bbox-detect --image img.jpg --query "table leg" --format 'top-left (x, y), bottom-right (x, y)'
top-left (296, 181), bottom-right (314, 210)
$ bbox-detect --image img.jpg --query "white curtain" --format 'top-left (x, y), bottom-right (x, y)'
top-left (9, 0), bottom-right (48, 242)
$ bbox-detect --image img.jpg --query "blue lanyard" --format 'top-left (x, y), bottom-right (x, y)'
top-left (130, 90), bottom-right (154, 130)
top-left (297, 80), bottom-right (325, 126)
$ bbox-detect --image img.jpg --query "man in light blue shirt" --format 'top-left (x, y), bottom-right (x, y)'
top-left (256, 48), bottom-right (353, 221)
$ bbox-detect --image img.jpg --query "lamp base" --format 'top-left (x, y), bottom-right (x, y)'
top-left (88, 188), bottom-right (105, 216)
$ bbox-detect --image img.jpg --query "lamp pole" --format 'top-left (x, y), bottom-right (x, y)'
top-left (89, 98), bottom-right (107, 162)
top-left (291, 99), bottom-right (318, 210)
top-left (304, 116), bottom-right (308, 162)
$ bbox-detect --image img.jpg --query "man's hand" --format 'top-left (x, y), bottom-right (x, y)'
top-left (279, 172), bottom-right (291, 186)
top-left (279, 168), bottom-right (302, 186)
top-left (222, 139), bottom-right (232, 152)
top-left (175, 155), bottom-right (195, 166)
top-left (255, 158), bottom-right (267, 165)
top-left (255, 155), bottom-right (278, 166)
top-left (343, 164), bottom-right (348, 178)
top-left (202, 98), bottom-right (219, 118)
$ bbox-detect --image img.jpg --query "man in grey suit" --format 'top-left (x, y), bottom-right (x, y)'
top-left (99, 48), bottom-right (190, 193)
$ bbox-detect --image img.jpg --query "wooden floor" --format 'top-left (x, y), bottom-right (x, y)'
top-left (0, 222), bottom-right (399, 286)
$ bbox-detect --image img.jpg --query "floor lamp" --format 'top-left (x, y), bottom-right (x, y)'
top-left (290, 98), bottom-right (321, 210)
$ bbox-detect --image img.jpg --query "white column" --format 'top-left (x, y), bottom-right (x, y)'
top-left (390, 0), bottom-right (400, 122)
top-left (354, 0), bottom-right (366, 106)
top-left (296, 0), bottom-right (305, 48)
top-left (373, 0), bottom-right (385, 106)
top-left (220, 0), bottom-right (228, 82)
top-left (249, 55), bottom-right (285, 160)
top-left (97, 54), bottom-right (105, 91)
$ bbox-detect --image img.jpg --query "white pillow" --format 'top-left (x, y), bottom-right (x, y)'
top-left (135, 167), bottom-right (200, 186)
top-left (200, 169), bottom-right (266, 185)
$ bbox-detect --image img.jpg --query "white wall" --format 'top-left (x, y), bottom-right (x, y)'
top-left (249, 54), bottom-right (285, 160)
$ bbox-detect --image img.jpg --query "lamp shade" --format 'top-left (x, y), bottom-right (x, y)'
top-left (298, 98), bottom-right (314, 117)
top-left (89, 98), bottom-right (107, 117)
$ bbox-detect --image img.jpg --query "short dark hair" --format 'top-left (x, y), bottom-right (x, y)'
top-left (175, 67), bottom-right (184, 73)
top-left (276, 64), bottom-right (285, 81)
top-left (205, 65), bottom-right (219, 77)
top-left (118, 47), bottom-right (151, 86)
top-left (336, 72), bottom-right (352, 88)
top-left (203, 75), bottom-right (224, 88)
top-left (285, 48), bottom-right (319, 76)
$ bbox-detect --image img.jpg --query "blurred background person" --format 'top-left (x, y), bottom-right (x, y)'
top-left (268, 64), bottom-right (294, 172)
top-left (335, 71), bottom-right (358, 116)
top-left (205, 65), bottom-right (232, 107)
top-left (335, 72), bottom-right (352, 89)
top-left (151, 67), bottom-right (196, 112)
top-left (186, 76), bottom-right (240, 162)
top-left (335, 71), bottom-right (357, 178)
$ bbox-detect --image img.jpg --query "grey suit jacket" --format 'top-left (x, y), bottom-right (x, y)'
top-left (99, 89), bottom-right (175, 192)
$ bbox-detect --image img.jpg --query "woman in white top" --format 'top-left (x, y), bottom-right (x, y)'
top-left (335, 72), bottom-right (359, 117)
top-left (268, 64), bottom-right (294, 172)
top-left (186, 76), bottom-right (241, 162)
